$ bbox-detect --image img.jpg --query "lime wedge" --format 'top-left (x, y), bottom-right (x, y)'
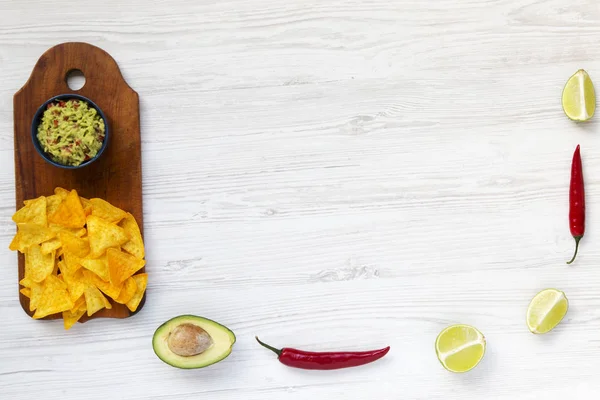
top-left (435, 324), bottom-right (485, 373)
top-left (526, 288), bottom-right (568, 334)
top-left (562, 69), bottom-right (596, 121)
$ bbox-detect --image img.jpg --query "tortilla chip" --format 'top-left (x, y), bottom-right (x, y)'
top-left (119, 213), bottom-right (145, 260)
top-left (84, 285), bottom-right (112, 316)
top-left (25, 244), bottom-right (55, 283)
top-left (12, 196), bottom-right (47, 226)
top-left (87, 215), bottom-right (129, 258)
top-left (29, 281), bottom-right (43, 312)
top-left (19, 276), bottom-right (34, 288)
top-left (83, 269), bottom-right (122, 300)
top-left (44, 194), bottom-right (64, 217)
top-left (63, 268), bottom-right (88, 302)
top-left (62, 306), bottom-right (87, 330)
top-left (62, 295), bottom-right (87, 329)
top-left (62, 251), bottom-right (83, 275)
top-left (107, 248), bottom-right (145, 286)
top-left (48, 189), bottom-right (86, 228)
top-left (9, 223), bottom-right (56, 253)
top-left (59, 232), bottom-right (90, 258)
top-left (20, 287), bottom-right (31, 298)
top-left (71, 295), bottom-right (86, 312)
top-left (90, 198), bottom-right (127, 223)
top-left (126, 273), bottom-right (148, 312)
top-left (49, 223), bottom-right (82, 237)
top-left (54, 187), bottom-right (69, 199)
top-left (80, 254), bottom-right (110, 282)
top-left (32, 275), bottom-right (73, 319)
top-left (41, 238), bottom-right (62, 255)
top-left (80, 197), bottom-right (93, 216)
top-left (114, 277), bottom-right (137, 304)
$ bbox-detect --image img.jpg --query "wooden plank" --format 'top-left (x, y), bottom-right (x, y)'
top-left (12, 42), bottom-right (145, 321)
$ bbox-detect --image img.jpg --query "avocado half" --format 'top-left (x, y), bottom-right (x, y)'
top-left (152, 315), bottom-right (236, 369)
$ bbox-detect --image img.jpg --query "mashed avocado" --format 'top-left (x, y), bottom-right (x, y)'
top-left (37, 99), bottom-right (106, 166)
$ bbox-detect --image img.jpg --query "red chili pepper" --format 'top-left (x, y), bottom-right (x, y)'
top-left (567, 144), bottom-right (585, 264)
top-left (255, 336), bottom-right (390, 370)
top-left (58, 101), bottom-right (66, 107)
top-left (53, 120), bottom-right (58, 127)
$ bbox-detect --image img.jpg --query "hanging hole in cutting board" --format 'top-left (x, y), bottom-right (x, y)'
top-left (66, 69), bottom-right (86, 90)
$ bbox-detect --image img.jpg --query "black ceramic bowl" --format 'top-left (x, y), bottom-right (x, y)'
top-left (31, 94), bottom-right (109, 169)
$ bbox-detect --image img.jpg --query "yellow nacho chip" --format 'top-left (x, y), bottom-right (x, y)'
top-left (114, 277), bottom-right (137, 304)
top-left (126, 273), bottom-right (148, 312)
top-left (54, 187), bottom-right (69, 199)
top-left (49, 223), bottom-right (82, 237)
top-left (59, 232), bottom-right (90, 258)
top-left (19, 275), bottom-right (34, 288)
top-left (48, 189), bottom-right (86, 228)
top-left (8, 234), bottom-right (18, 252)
top-left (41, 238), bottom-right (62, 255)
top-left (84, 285), bottom-right (112, 316)
top-left (32, 275), bottom-right (73, 319)
top-left (87, 215), bottom-right (129, 258)
top-left (107, 248), bottom-right (145, 286)
top-left (62, 251), bottom-right (83, 275)
top-left (62, 306), bottom-right (87, 330)
top-left (71, 295), bottom-right (86, 312)
top-left (83, 269), bottom-right (122, 300)
top-left (80, 254), bottom-right (110, 282)
top-left (12, 196), bottom-right (47, 226)
top-left (90, 198), bottom-right (127, 223)
top-left (63, 268), bottom-right (88, 303)
top-left (62, 295), bottom-right (87, 330)
top-left (20, 287), bottom-right (31, 298)
top-left (44, 194), bottom-right (63, 216)
top-left (29, 281), bottom-right (43, 312)
top-left (9, 223), bottom-right (56, 253)
top-left (119, 213), bottom-right (145, 260)
top-left (25, 244), bottom-right (55, 283)
top-left (81, 197), bottom-right (93, 216)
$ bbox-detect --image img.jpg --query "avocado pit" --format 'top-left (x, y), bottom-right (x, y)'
top-left (167, 323), bottom-right (214, 357)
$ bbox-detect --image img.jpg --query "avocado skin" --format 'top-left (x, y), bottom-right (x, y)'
top-left (152, 314), bottom-right (236, 369)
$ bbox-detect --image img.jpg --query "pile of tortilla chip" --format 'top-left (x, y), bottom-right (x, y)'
top-left (9, 187), bottom-right (147, 330)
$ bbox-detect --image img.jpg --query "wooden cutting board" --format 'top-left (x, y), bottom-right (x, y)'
top-left (13, 42), bottom-right (145, 322)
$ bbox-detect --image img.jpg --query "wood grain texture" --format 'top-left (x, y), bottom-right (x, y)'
top-left (2, 0), bottom-right (600, 399)
top-left (12, 42), bottom-right (144, 320)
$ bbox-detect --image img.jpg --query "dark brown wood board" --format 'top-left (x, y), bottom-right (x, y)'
top-left (13, 42), bottom-right (145, 322)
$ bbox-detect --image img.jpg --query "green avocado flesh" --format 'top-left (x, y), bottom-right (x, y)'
top-left (152, 315), bottom-right (236, 369)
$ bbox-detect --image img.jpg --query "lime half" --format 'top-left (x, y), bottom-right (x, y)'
top-left (526, 289), bottom-right (568, 334)
top-left (435, 324), bottom-right (486, 373)
top-left (562, 69), bottom-right (596, 121)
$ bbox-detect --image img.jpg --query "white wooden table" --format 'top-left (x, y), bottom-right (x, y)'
top-left (2, 1), bottom-right (600, 399)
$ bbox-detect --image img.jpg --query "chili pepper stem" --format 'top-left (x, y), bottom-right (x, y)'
top-left (255, 336), bottom-right (282, 356)
top-left (566, 236), bottom-right (582, 265)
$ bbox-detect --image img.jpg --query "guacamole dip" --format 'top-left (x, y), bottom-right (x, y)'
top-left (37, 99), bottom-right (106, 166)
